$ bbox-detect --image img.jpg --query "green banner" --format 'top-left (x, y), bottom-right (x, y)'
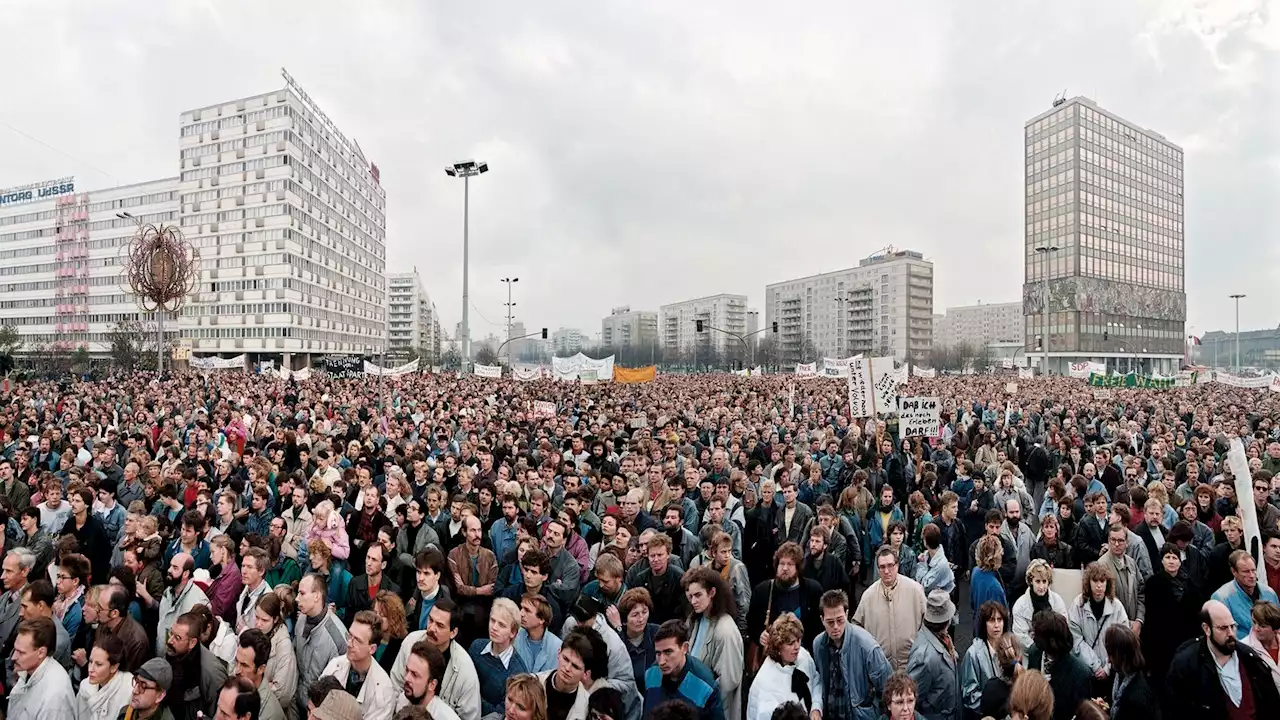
top-left (1087, 372), bottom-right (1175, 389)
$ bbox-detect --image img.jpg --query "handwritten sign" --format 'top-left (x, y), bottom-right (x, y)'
top-left (870, 357), bottom-right (900, 415)
top-left (1092, 389), bottom-right (1112, 400)
top-left (532, 401), bottom-right (556, 419)
top-left (898, 397), bottom-right (941, 438)
top-left (1005, 382), bottom-right (1018, 395)
top-left (847, 357), bottom-right (874, 418)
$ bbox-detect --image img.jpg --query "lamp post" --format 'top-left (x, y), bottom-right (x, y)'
top-left (1033, 246), bottom-right (1059, 376)
top-left (1229, 293), bottom-right (1245, 371)
top-left (501, 277), bottom-right (518, 363)
top-left (445, 160), bottom-right (489, 373)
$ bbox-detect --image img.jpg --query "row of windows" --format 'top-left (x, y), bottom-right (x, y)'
top-left (1081, 127), bottom-right (1180, 181)
top-left (180, 180), bottom-right (287, 205)
top-left (1079, 210), bottom-right (1182, 248)
top-left (179, 131), bottom-right (289, 160)
top-left (1079, 255), bottom-right (1182, 290)
top-left (180, 154), bottom-right (288, 182)
top-left (202, 278), bottom-right (286, 292)
top-left (290, 163), bottom-right (385, 246)
top-left (0, 192), bottom-right (175, 229)
top-left (0, 211), bottom-right (175, 245)
top-left (0, 256), bottom-right (120, 277)
top-left (0, 293), bottom-right (128, 309)
top-left (197, 253), bottom-right (287, 270)
top-left (1079, 106), bottom-right (1181, 162)
top-left (0, 312), bottom-right (147, 326)
top-left (180, 105), bottom-right (289, 137)
top-left (1082, 170), bottom-right (1182, 220)
top-left (0, 275), bottom-right (121, 293)
top-left (181, 202), bottom-right (289, 227)
top-left (180, 302), bottom-right (291, 316)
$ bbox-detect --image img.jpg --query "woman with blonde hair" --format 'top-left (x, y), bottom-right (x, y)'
top-left (1008, 670), bottom-right (1053, 720)
top-left (969, 535), bottom-right (1008, 636)
top-left (745, 613), bottom-right (822, 720)
top-left (504, 673), bottom-right (547, 720)
top-left (1011, 559), bottom-right (1067, 650)
top-left (1066, 563), bottom-right (1129, 676)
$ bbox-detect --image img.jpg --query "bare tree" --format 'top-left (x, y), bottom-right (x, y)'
top-left (475, 345), bottom-right (499, 366)
top-left (108, 320), bottom-right (160, 371)
top-left (441, 346), bottom-right (462, 369)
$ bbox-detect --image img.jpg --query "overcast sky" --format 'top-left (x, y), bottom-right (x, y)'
top-left (1, 0), bottom-right (1276, 342)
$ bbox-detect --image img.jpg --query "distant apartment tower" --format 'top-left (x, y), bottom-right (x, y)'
top-left (936, 302), bottom-right (1023, 348)
top-left (601, 306), bottom-right (658, 349)
top-left (387, 270), bottom-right (440, 362)
top-left (1023, 97), bottom-right (1185, 374)
top-left (0, 177), bottom-right (179, 353)
top-left (765, 248), bottom-right (932, 363)
top-left (552, 327), bottom-right (584, 355)
top-left (660, 294), bottom-right (748, 357)
top-left (177, 70), bottom-right (387, 369)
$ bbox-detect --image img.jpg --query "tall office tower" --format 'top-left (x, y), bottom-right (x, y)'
top-left (177, 70), bottom-right (387, 369)
top-left (1023, 97), bottom-right (1185, 375)
top-left (766, 248), bottom-right (932, 363)
top-left (388, 269), bottom-right (441, 363)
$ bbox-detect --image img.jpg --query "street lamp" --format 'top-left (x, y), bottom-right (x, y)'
top-left (445, 160), bottom-right (489, 372)
top-left (501, 277), bottom-right (519, 349)
top-left (1034, 246), bottom-right (1059, 376)
top-left (1229, 293), bottom-right (1246, 371)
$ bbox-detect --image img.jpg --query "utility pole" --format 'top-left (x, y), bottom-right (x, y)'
top-left (1229, 293), bottom-right (1246, 371)
top-left (1034, 246), bottom-right (1059, 376)
top-left (501, 277), bottom-right (518, 363)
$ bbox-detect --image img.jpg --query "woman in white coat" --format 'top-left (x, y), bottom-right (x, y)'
top-left (1066, 562), bottom-right (1129, 676)
top-left (76, 637), bottom-right (133, 720)
top-left (683, 567), bottom-right (744, 720)
top-left (1011, 560), bottom-right (1067, 650)
top-left (747, 613), bottom-right (823, 720)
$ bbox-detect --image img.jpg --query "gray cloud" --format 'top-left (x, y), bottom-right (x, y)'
top-left (1, 0), bottom-right (1275, 340)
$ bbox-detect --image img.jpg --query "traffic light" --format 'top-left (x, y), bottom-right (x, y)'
top-left (541, 328), bottom-right (548, 339)
top-left (772, 322), bottom-right (778, 333)
top-left (1035, 335), bottom-right (1043, 350)
top-left (696, 320), bottom-right (704, 333)
top-left (1103, 331), bottom-right (1109, 341)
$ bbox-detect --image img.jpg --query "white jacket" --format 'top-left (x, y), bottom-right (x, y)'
top-left (320, 656), bottom-right (397, 720)
top-left (1010, 589), bottom-right (1067, 650)
top-left (10, 658), bottom-right (76, 720)
top-left (391, 635), bottom-right (480, 720)
top-left (76, 669), bottom-right (133, 720)
top-left (156, 580), bottom-right (210, 656)
top-left (1066, 594), bottom-right (1129, 673)
top-left (746, 651), bottom-right (823, 720)
top-left (264, 623), bottom-right (298, 720)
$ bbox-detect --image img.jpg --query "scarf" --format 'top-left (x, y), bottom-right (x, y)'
top-left (1030, 591), bottom-right (1050, 616)
top-left (53, 585), bottom-right (85, 621)
top-left (80, 670), bottom-right (134, 720)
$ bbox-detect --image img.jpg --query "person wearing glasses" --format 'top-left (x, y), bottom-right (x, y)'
top-left (1211, 550), bottom-right (1279, 640)
top-left (1164, 599), bottom-right (1280, 720)
top-left (125, 658), bottom-right (176, 720)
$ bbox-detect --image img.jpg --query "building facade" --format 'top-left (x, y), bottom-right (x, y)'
top-left (1022, 97), bottom-right (1185, 374)
top-left (0, 177), bottom-right (180, 354)
top-left (935, 302), bottom-right (1023, 349)
top-left (177, 70), bottom-right (387, 369)
top-left (601, 306), bottom-right (658, 349)
top-left (552, 327), bottom-right (584, 355)
top-left (660, 293), bottom-right (749, 357)
top-left (387, 270), bottom-right (441, 363)
top-left (765, 248), bottom-right (931, 363)
top-left (1194, 329), bottom-right (1280, 371)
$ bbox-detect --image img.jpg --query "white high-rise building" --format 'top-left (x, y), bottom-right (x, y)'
top-left (0, 176), bottom-right (180, 354)
top-left (935, 302), bottom-right (1023, 349)
top-left (387, 270), bottom-right (440, 363)
top-left (765, 248), bottom-right (932, 363)
top-left (601, 306), bottom-right (658, 349)
top-left (660, 293), bottom-right (748, 357)
top-left (177, 70), bottom-right (387, 369)
top-left (552, 327), bottom-right (584, 355)
top-left (1023, 97), bottom-right (1185, 374)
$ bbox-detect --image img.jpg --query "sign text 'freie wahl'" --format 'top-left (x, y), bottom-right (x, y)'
top-left (0, 176), bottom-right (76, 206)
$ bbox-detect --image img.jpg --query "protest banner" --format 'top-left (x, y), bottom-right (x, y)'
top-left (320, 355), bottom-right (360, 378)
top-left (898, 397), bottom-right (941, 438)
top-left (614, 366), bottom-right (656, 383)
top-left (532, 401), bottom-right (556, 419)
top-left (473, 363), bottom-right (502, 378)
top-left (870, 356), bottom-right (899, 415)
top-left (1005, 382), bottom-right (1018, 395)
top-left (795, 362), bottom-right (817, 378)
top-left (847, 357), bottom-right (874, 418)
top-left (1092, 389), bottom-right (1112, 400)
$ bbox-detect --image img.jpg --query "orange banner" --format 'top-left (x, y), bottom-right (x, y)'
top-left (614, 365), bottom-right (656, 383)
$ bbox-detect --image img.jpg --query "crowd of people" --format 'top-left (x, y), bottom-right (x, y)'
top-left (0, 370), bottom-right (1276, 720)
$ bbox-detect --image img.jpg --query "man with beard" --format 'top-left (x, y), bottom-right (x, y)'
top-left (747, 542), bottom-right (824, 652)
top-left (660, 504), bottom-right (702, 570)
top-left (389, 598), bottom-right (479, 720)
top-left (1164, 599), bottom-right (1280, 720)
top-left (156, 553), bottom-right (210, 657)
top-left (803, 526), bottom-right (849, 593)
top-left (398, 640), bottom-right (458, 720)
top-left (164, 612), bottom-right (228, 720)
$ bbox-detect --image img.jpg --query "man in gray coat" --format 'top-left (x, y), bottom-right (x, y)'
top-left (542, 519), bottom-right (582, 609)
top-left (293, 573), bottom-right (347, 717)
top-left (164, 612), bottom-right (228, 720)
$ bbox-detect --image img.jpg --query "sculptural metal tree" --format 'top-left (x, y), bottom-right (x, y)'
top-left (122, 221), bottom-right (199, 373)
